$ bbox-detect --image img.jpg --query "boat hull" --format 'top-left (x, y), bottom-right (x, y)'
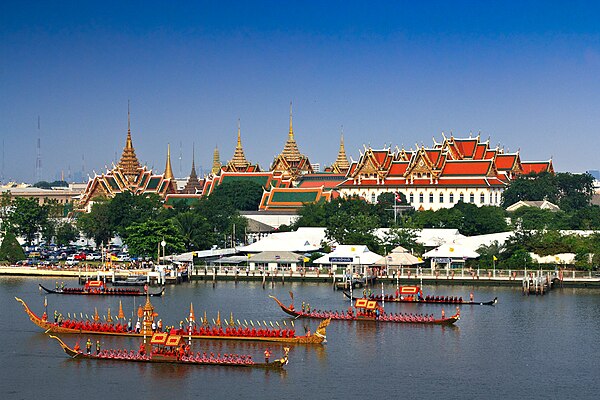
top-left (39, 284), bottom-right (164, 297)
top-left (342, 291), bottom-right (497, 306)
top-left (15, 297), bottom-right (327, 344)
top-left (48, 335), bottom-right (287, 369)
top-left (269, 296), bottom-right (460, 326)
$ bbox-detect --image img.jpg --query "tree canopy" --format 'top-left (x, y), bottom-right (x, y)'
top-left (502, 172), bottom-right (595, 211)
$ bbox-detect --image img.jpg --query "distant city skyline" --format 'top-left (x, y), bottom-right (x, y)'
top-left (2, 1), bottom-right (600, 183)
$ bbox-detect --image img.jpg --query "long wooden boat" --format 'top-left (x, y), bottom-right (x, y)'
top-left (48, 334), bottom-right (288, 369)
top-left (270, 295), bottom-right (460, 326)
top-left (16, 297), bottom-right (329, 344)
top-left (39, 281), bottom-right (164, 297)
top-left (343, 286), bottom-right (497, 306)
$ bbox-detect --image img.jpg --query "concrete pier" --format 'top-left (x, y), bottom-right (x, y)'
top-left (2, 265), bottom-right (599, 288)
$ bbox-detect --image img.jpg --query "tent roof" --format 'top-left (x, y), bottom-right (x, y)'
top-left (249, 251), bottom-right (303, 263)
top-left (422, 243), bottom-right (479, 259)
top-left (238, 227), bottom-right (327, 253)
top-left (372, 251), bottom-right (422, 267)
top-left (314, 245), bottom-right (382, 265)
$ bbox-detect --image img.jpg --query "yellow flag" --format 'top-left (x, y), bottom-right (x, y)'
top-left (493, 255), bottom-right (498, 261)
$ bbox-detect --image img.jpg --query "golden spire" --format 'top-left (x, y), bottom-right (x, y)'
top-left (229, 119), bottom-right (250, 169)
top-left (289, 101), bottom-right (293, 138)
top-left (118, 101), bottom-right (141, 178)
top-left (164, 143), bottom-right (174, 180)
top-left (211, 146), bottom-right (221, 175)
top-left (332, 128), bottom-right (350, 173)
top-left (281, 102), bottom-right (301, 162)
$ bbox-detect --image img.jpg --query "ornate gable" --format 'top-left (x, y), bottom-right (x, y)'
top-left (349, 147), bottom-right (393, 181)
top-left (404, 146), bottom-right (441, 181)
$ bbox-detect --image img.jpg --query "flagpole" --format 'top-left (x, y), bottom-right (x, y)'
top-left (394, 191), bottom-right (398, 225)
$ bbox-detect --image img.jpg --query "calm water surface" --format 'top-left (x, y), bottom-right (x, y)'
top-left (1, 277), bottom-right (599, 399)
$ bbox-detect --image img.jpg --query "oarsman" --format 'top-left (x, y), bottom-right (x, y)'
top-left (86, 338), bottom-right (92, 354)
top-left (96, 340), bottom-right (101, 355)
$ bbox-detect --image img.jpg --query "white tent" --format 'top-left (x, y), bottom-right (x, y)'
top-left (373, 246), bottom-right (422, 267)
top-left (314, 245), bottom-right (382, 274)
top-left (423, 243), bottom-right (479, 259)
top-left (237, 227), bottom-right (327, 253)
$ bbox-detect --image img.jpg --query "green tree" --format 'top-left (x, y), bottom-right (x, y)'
top-left (76, 200), bottom-right (114, 247)
top-left (293, 200), bottom-right (328, 227)
top-left (173, 211), bottom-right (214, 251)
top-left (501, 172), bottom-right (557, 207)
top-left (55, 221), bottom-right (79, 246)
top-left (502, 172), bottom-right (594, 211)
top-left (8, 197), bottom-right (49, 245)
top-left (326, 213), bottom-right (381, 252)
top-left (196, 195), bottom-right (247, 248)
top-left (108, 192), bottom-right (162, 240)
top-left (0, 232), bottom-right (26, 263)
top-left (125, 219), bottom-right (185, 259)
top-left (0, 192), bottom-right (13, 233)
top-left (554, 172), bottom-right (595, 211)
top-left (382, 227), bottom-right (422, 255)
top-left (374, 192), bottom-right (409, 227)
top-left (211, 181), bottom-right (264, 211)
top-left (477, 241), bottom-right (503, 269)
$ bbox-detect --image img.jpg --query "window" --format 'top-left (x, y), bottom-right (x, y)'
top-left (449, 193), bottom-right (454, 203)
top-left (371, 193), bottom-right (376, 203)
top-left (469, 193), bottom-right (475, 203)
top-left (429, 192), bottom-right (434, 203)
top-left (409, 193), bottom-right (414, 203)
top-left (439, 193), bottom-right (444, 203)
top-left (480, 193), bottom-right (485, 204)
top-left (419, 193), bottom-right (424, 203)
top-left (459, 193), bottom-right (464, 202)
top-left (495, 193), bottom-right (498, 204)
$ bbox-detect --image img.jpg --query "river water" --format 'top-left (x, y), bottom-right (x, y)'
top-left (1, 277), bottom-right (599, 400)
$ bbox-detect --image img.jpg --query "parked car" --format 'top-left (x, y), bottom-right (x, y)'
top-left (87, 253), bottom-right (101, 261)
top-left (74, 252), bottom-right (87, 261)
top-left (116, 254), bottom-right (131, 262)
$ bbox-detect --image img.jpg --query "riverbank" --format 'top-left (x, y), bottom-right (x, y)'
top-left (2, 266), bottom-right (599, 288)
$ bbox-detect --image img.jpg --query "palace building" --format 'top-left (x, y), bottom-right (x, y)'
top-left (337, 133), bottom-right (553, 211)
top-left (77, 111), bottom-right (177, 211)
top-left (269, 104), bottom-right (314, 180)
top-left (77, 104), bottom-right (553, 213)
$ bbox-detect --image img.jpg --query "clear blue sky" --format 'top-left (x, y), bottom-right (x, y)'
top-left (1, 1), bottom-right (600, 183)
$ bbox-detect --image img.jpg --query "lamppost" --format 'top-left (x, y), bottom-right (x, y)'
top-left (161, 239), bottom-right (166, 264)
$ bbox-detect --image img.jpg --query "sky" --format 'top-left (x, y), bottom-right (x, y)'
top-left (1, 1), bottom-right (600, 183)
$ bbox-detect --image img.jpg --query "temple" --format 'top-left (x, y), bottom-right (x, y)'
top-left (337, 133), bottom-right (553, 211)
top-left (221, 121), bottom-right (261, 173)
top-left (326, 132), bottom-right (350, 174)
top-left (78, 104), bottom-right (553, 213)
top-left (269, 103), bottom-right (314, 180)
top-left (77, 109), bottom-right (177, 212)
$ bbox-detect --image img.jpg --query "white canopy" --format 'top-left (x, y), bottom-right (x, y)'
top-left (373, 246), bottom-right (422, 267)
top-left (422, 243), bottom-right (479, 259)
top-left (314, 245), bottom-right (382, 266)
top-left (238, 227), bottom-right (327, 253)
